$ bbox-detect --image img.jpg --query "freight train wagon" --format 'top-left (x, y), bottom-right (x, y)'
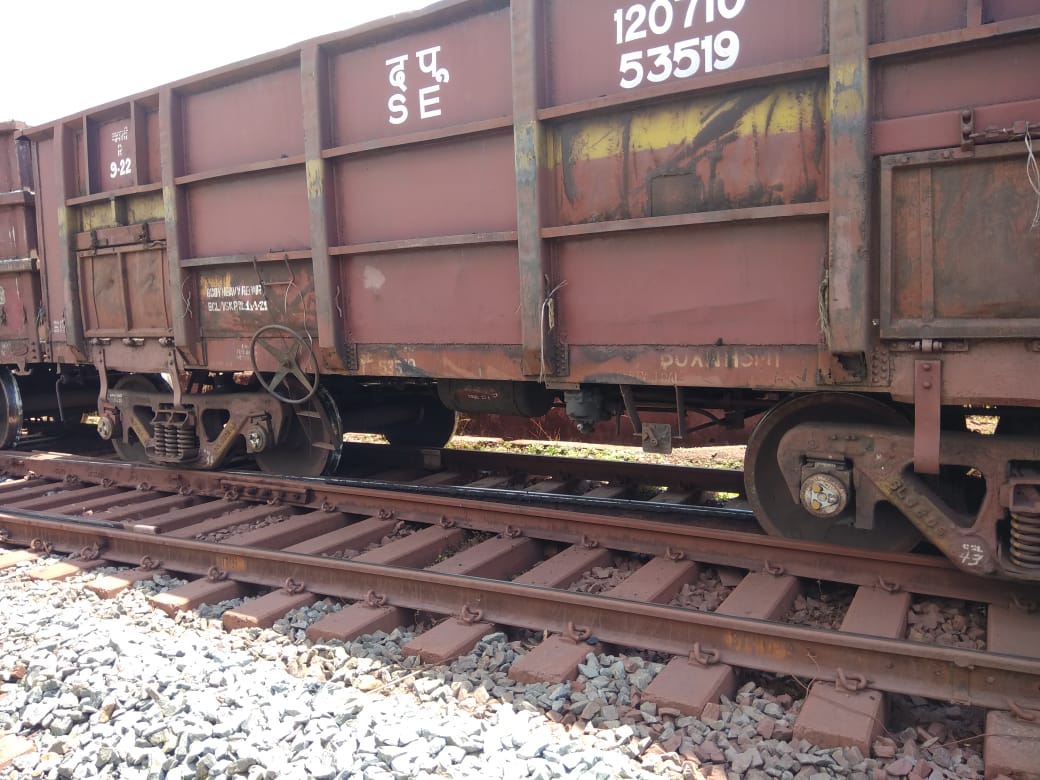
top-left (8, 0), bottom-right (1040, 581)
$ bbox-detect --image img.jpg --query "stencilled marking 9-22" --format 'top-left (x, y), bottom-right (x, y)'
top-left (109, 125), bottom-right (133, 180)
top-left (613, 0), bottom-right (746, 90)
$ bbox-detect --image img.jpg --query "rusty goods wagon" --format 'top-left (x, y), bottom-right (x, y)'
top-left (9, 0), bottom-right (1040, 581)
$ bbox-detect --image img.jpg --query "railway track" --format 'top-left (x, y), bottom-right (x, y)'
top-left (325, 441), bottom-right (752, 527)
top-left (9, 436), bottom-right (748, 516)
top-left (336, 441), bottom-right (746, 494)
top-left (1, 450), bottom-right (1040, 772)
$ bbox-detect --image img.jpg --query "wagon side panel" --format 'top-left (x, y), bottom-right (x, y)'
top-left (538, 0), bottom-right (831, 389)
top-left (22, 0), bottom-right (1040, 401)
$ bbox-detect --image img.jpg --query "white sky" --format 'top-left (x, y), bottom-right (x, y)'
top-left (4, 0), bottom-right (439, 125)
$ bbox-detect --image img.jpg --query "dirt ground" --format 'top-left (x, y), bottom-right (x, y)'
top-left (447, 435), bottom-right (747, 472)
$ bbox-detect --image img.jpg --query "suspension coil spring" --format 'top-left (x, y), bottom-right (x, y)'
top-left (178, 427), bottom-right (198, 458)
top-left (1010, 512), bottom-right (1040, 569)
top-left (153, 424), bottom-right (170, 457)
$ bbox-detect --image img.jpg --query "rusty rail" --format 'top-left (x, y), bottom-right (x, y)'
top-left (340, 442), bottom-right (748, 494)
top-left (2, 508), bottom-right (1040, 712)
top-left (0, 451), bottom-right (1033, 605)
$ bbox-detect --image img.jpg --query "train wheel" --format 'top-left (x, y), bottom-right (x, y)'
top-left (111, 374), bottom-right (168, 463)
top-left (744, 393), bottom-right (922, 552)
top-left (254, 386), bottom-right (343, 477)
top-left (0, 368), bottom-right (24, 449)
top-left (384, 397), bottom-right (457, 448)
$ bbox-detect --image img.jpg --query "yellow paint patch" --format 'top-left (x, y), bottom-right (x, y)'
top-left (78, 204), bottom-right (106, 232)
top-left (550, 82), bottom-right (826, 165)
top-left (78, 193), bottom-right (165, 231)
top-left (830, 62), bottom-right (865, 118)
top-left (306, 158), bottom-right (324, 199)
top-left (199, 271), bottom-right (234, 296)
top-left (126, 193), bottom-right (165, 224)
top-left (515, 121), bottom-right (543, 167)
top-left (163, 186), bottom-right (178, 222)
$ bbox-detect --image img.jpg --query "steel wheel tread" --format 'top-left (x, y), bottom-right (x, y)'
top-left (254, 386), bottom-right (343, 477)
top-left (0, 369), bottom-right (24, 450)
top-left (744, 393), bottom-right (922, 552)
top-left (110, 374), bottom-right (169, 464)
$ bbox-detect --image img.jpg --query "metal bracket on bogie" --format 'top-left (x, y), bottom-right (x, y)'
top-left (102, 386), bottom-right (290, 471)
top-left (776, 421), bottom-right (1040, 582)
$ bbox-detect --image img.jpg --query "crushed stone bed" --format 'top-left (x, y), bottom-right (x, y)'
top-left (0, 559), bottom-right (987, 779)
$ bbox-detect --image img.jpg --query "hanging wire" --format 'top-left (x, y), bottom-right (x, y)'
top-left (1026, 125), bottom-right (1040, 230)
top-left (179, 277), bottom-right (193, 321)
top-left (817, 267), bottom-right (832, 351)
top-left (538, 280), bottom-right (569, 384)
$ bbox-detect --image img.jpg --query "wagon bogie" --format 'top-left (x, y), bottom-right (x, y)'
top-left (94, 370), bottom-right (459, 475)
top-left (772, 411), bottom-right (1040, 582)
top-left (98, 373), bottom-right (295, 471)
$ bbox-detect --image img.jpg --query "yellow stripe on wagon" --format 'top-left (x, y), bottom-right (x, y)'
top-left (549, 81), bottom-right (827, 164)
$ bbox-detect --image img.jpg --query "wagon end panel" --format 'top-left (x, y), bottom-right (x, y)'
top-left (0, 126), bottom-right (34, 256)
top-left (881, 146), bottom-right (1040, 343)
top-left (30, 133), bottom-right (68, 361)
top-left (32, 98), bottom-right (170, 370)
top-left (75, 224), bottom-right (171, 343)
top-left (0, 124), bottom-right (45, 366)
top-left (870, 2), bottom-right (1040, 406)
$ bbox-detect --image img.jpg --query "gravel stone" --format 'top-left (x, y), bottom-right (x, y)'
top-left (0, 554), bottom-right (993, 779)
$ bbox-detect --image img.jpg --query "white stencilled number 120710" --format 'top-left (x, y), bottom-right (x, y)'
top-left (614, 0), bottom-right (745, 90)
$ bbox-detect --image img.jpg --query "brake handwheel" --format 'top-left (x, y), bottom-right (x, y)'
top-left (249, 324), bottom-right (319, 405)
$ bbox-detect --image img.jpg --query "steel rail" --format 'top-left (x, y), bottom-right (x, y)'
top-left (1, 510), bottom-right (1039, 712)
top-left (0, 452), bottom-right (1034, 605)
top-left (1, 450), bottom-right (750, 521)
top-left (294, 474), bottom-right (752, 521)
top-left (337, 442), bottom-right (748, 493)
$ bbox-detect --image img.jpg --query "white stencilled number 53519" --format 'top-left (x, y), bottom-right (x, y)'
top-left (618, 32), bottom-right (740, 89)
